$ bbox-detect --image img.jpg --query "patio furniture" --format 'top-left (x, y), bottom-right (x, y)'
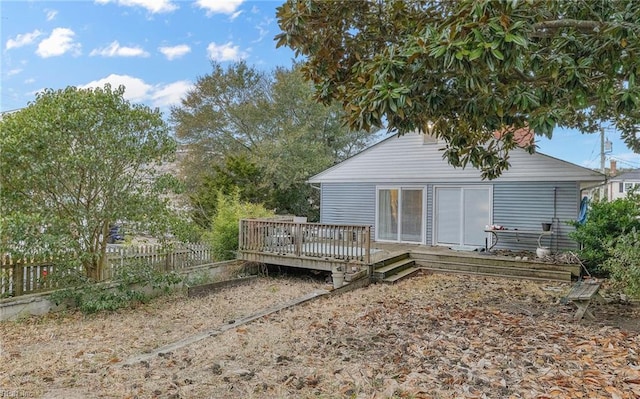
top-left (566, 280), bottom-right (603, 320)
top-left (484, 228), bottom-right (554, 251)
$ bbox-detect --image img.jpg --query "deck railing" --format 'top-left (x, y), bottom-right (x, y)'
top-left (239, 219), bottom-right (372, 264)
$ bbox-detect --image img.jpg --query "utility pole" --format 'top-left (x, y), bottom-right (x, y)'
top-left (599, 127), bottom-right (613, 201)
top-left (600, 128), bottom-right (606, 200)
top-left (600, 127), bottom-right (606, 175)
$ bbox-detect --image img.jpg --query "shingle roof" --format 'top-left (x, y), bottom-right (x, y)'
top-left (611, 168), bottom-right (640, 181)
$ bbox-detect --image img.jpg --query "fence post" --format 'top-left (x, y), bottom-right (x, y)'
top-left (13, 263), bottom-right (23, 297)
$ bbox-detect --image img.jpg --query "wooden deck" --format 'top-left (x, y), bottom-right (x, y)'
top-left (238, 219), bottom-right (581, 281)
top-left (238, 219), bottom-right (372, 272)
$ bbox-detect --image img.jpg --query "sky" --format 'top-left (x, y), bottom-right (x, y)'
top-left (1, 0), bottom-right (639, 171)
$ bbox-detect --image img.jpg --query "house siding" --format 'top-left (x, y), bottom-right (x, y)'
top-left (310, 133), bottom-right (604, 184)
top-left (321, 182), bottom-right (434, 243)
top-left (320, 183), bottom-right (376, 237)
top-left (493, 182), bottom-right (580, 251)
top-left (320, 181), bottom-right (580, 252)
top-left (312, 134), bottom-right (596, 252)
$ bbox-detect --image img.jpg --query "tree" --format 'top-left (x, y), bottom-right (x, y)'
top-left (276, 0), bottom-right (640, 179)
top-left (188, 154), bottom-right (267, 229)
top-left (0, 85), bottom-right (179, 280)
top-left (171, 62), bottom-right (374, 226)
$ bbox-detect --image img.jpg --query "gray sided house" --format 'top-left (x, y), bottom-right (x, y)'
top-left (308, 132), bottom-right (604, 253)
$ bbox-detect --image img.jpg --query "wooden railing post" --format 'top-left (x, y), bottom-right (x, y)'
top-left (364, 226), bottom-right (371, 265)
top-left (294, 222), bottom-right (302, 257)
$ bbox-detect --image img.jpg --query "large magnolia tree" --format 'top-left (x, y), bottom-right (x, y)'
top-left (0, 86), bottom-right (178, 280)
top-left (276, 0), bottom-right (640, 179)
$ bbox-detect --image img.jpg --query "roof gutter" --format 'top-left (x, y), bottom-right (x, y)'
top-left (580, 177), bottom-right (608, 193)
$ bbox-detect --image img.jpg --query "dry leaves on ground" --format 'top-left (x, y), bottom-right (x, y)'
top-left (1, 272), bottom-right (639, 399)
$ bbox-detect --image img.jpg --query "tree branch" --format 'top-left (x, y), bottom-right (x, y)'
top-left (531, 19), bottom-right (603, 37)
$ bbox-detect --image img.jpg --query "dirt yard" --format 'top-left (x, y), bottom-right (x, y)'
top-left (1, 272), bottom-right (639, 399)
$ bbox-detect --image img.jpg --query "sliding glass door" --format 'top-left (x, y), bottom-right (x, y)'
top-left (377, 187), bottom-right (423, 243)
top-left (434, 186), bottom-right (491, 247)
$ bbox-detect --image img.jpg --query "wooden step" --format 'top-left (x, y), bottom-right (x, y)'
top-left (382, 266), bottom-right (421, 284)
top-left (373, 252), bottom-right (411, 267)
top-left (374, 258), bottom-right (415, 280)
top-left (419, 260), bottom-right (572, 281)
top-left (410, 251), bottom-right (581, 277)
top-left (423, 267), bottom-right (572, 283)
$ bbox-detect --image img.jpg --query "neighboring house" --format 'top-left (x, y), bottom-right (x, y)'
top-left (606, 164), bottom-right (640, 201)
top-left (308, 132), bottom-right (604, 253)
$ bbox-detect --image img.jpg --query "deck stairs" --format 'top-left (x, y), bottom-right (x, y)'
top-left (372, 252), bottom-right (421, 284)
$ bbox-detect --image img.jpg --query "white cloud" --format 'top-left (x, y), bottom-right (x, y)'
top-left (80, 74), bottom-right (191, 108)
top-left (158, 44), bottom-right (191, 60)
top-left (46, 9), bottom-right (58, 21)
top-left (7, 68), bottom-right (23, 76)
top-left (196, 0), bottom-right (244, 16)
top-left (90, 41), bottom-right (150, 57)
top-left (6, 30), bottom-right (42, 50)
top-left (80, 74), bottom-right (152, 102)
top-left (36, 28), bottom-right (81, 58)
top-left (95, 0), bottom-right (177, 13)
top-left (207, 41), bottom-right (247, 62)
top-left (253, 17), bottom-right (272, 43)
top-left (150, 80), bottom-right (193, 107)
top-left (24, 78), bottom-right (36, 84)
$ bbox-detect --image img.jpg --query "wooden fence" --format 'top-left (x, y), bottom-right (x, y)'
top-left (0, 244), bottom-right (213, 298)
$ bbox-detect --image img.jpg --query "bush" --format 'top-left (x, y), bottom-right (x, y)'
top-left (50, 261), bottom-right (183, 314)
top-left (604, 229), bottom-right (640, 298)
top-left (205, 190), bottom-right (274, 260)
top-left (603, 229), bottom-right (640, 299)
top-left (569, 193), bottom-right (640, 275)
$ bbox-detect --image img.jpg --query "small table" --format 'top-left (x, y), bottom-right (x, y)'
top-left (484, 229), bottom-right (553, 251)
top-left (566, 280), bottom-right (603, 320)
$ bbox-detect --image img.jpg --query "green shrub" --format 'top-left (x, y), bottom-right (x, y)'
top-left (569, 193), bottom-right (640, 275)
top-left (205, 190), bottom-right (274, 260)
top-left (50, 261), bottom-right (183, 314)
top-left (603, 229), bottom-right (640, 299)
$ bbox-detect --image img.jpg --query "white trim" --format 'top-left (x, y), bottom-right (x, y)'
top-left (432, 184), bottom-right (493, 247)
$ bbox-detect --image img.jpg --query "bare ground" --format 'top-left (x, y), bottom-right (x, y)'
top-left (1, 272), bottom-right (639, 399)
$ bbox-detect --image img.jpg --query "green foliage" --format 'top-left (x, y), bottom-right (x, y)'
top-left (49, 260), bottom-right (183, 314)
top-left (171, 62), bottom-right (375, 226)
top-left (569, 194), bottom-right (640, 274)
top-left (0, 85), bottom-right (179, 280)
top-left (183, 270), bottom-right (214, 287)
top-left (189, 154), bottom-right (268, 229)
top-left (205, 191), bottom-right (274, 260)
top-left (603, 229), bottom-right (640, 299)
top-left (276, 0), bottom-right (640, 179)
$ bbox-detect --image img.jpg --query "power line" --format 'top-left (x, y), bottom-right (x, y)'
top-left (609, 156), bottom-right (640, 169)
